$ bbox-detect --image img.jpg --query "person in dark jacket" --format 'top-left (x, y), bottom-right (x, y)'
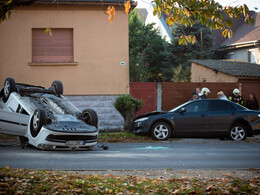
top-left (189, 92), bottom-right (199, 101)
top-left (246, 93), bottom-right (259, 110)
top-left (228, 88), bottom-right (244, 106)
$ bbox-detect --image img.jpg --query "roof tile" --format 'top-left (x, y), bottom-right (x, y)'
top-left (192, 59), bottom-right (260, 78)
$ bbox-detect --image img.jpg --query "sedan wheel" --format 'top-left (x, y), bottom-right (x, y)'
top-left (30, 109), bottom-right (46, 138)
top-left (33, 111), bottom-right (40, 130)
top-left (229, 124), bottom-right (247, 141)
top-left (51, 80), bottom-right (63, 96)
top-left (4, 80), bottom-right (10, 98)
top-left (151, 122), bottom-right (171, 140)
top-left (80, 109), bottom-right (98, 128)
top-left (3, 78), bottom-right (16, 101)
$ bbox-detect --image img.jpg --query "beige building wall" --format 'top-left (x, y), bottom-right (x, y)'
top-left (191, 63), bottom-right (238, 83)
top-left (254, 48), bottom-right (260, 64)
top-left (226, 47), bottom-right (260, 64)
top-left (227, 49), bottom-right (248, 62)
top-left (0, 5), bottom-right (129, 95)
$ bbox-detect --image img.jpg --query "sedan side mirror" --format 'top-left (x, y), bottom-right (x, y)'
top-left (179, 107), bottom-right (186, 114)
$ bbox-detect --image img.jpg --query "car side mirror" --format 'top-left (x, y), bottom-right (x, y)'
top-left (179, 107), bottom-right (186, 114)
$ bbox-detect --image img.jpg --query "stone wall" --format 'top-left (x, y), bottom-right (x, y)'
top-left (66, 95), bottom-right (124, 132)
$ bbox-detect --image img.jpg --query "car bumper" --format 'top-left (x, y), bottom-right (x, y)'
top-left (132, 121), bottom-right (150, 134)
top-left (252, 130), bottom-right (260, 135)
top-left (252, 120), bottom-right (260, 135)
top-left (28, 127), bottom-right (98, 150)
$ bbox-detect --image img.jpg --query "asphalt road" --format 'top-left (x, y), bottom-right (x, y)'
top-left (0, 141), bottom-right (260, 170)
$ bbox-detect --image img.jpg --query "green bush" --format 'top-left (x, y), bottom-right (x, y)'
top-left (113, 94), bottom-right (143, 132)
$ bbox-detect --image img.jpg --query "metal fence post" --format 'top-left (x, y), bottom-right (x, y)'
top-left (157, 82), bottom-right (162, 111)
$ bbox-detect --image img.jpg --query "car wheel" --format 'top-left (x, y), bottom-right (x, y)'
top-left (151, 122), bottom-right (171, 141)
top-left (30, 108), bottom-right (46, 138)
top-left (3, 78), bottom-right (16, 102)
top-left (80, 109), bottom-right (98, 128)
top-left (51, 80), bottom-right (63, 96)
top-left (229, 123), bottom-right (247, 141)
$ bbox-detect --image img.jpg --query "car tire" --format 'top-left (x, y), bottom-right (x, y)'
top-left (151, 121), bottom-right (171, 141)
top-left (229, 123), bottom-right (247, 141)
top-left (80, 109), bottom-right (98, 128)
top-left (30, 108), bottom-right (47, 138)
top-left (51, 80), bottom-right (63, 96)
top-left (3, 78), bottom-right (16, 102)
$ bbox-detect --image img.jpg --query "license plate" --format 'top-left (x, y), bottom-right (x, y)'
top-left (66, 141), bottom-right (83, 146)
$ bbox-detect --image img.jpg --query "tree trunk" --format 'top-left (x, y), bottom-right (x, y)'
top-left (124, 108), bottom-right (136, 132)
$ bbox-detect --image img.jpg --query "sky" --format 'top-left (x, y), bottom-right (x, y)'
top-left (137, 0), bottom-right (260, 12)
top-left (216, 0), bottom-right (260, 11)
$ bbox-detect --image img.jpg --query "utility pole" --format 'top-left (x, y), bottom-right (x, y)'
top-left (201, 29), bottom-right (203, 59)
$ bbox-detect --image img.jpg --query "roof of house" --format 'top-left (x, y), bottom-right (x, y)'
top-left (7, 0), bottom-right (137, 6)
top-left (136, 8), bottom-right (148, 24)
top-left (213, 11), bottom-right (260, 50)
top-left (0, 0), bottom-right (133, 3)
top-left (37, 0), bottom-right (129, 3)
top-left (221, 12), bottom-right (260, 46)
top-left (135, 4), bottom-right (172, 42)
top-left (0, 0), bottom-right (137, 7)
top-left (192, 59), bottom-right (260, 78)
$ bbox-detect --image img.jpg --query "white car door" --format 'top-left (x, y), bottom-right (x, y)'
top-left (0, 109), bottom-right (29, 136)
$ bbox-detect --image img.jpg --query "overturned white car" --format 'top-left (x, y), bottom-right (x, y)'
top-left (0, 78), bottom-right (99, 150)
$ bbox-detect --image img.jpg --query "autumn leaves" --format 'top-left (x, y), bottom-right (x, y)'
top-left (1, 167), bottom-right (260, 194)
top-left (107, 0), bottom-right (131, 23)
top-left (107, 6), bottom-right (115, 23)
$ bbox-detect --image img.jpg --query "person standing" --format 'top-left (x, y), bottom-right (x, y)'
top-left (228, 88), bottom-right (244, 105)
top-left (217, 91), bottom-right (228, 100)
top-left (196, 87), bottom-right (201, 95)
top-left (199, 87), bottom-right (210, 99)
top-left (190, 92), bottom-right (199, 101)
top-left (246, 93), bottom-right (259, 110)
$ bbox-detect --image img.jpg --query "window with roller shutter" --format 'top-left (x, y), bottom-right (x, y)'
top-left (32, 28), bottom-right (73, 63)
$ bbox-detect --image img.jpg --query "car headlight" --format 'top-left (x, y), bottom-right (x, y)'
top-left (258, 114), bottom-right (260, 117)
top-left (134, 117), bottom-right (149, 123)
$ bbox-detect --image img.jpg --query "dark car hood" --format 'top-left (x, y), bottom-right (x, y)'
top-left (135, 111), bottom-right (168, 119)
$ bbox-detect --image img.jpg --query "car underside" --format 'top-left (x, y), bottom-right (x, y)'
top-left (0, 78), bottom-right (99, 150)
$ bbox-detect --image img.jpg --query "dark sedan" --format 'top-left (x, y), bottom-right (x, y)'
top-left (133, 99), bottom-right (260, 141)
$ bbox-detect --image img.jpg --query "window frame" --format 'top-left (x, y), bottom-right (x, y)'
top-left (183, 100), bottom-right (208, 113)
top-left (31, 28), bottom-right (76, 65)
top-left (248, 49), bottom-right (256, 63)
top-left (209, 100), bottom-right (235, 112)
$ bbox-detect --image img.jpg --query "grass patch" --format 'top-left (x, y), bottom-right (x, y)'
top-left (0, 167), bottom-right (259, 194)
top-left (0, 133), bottom-right (18, 141)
